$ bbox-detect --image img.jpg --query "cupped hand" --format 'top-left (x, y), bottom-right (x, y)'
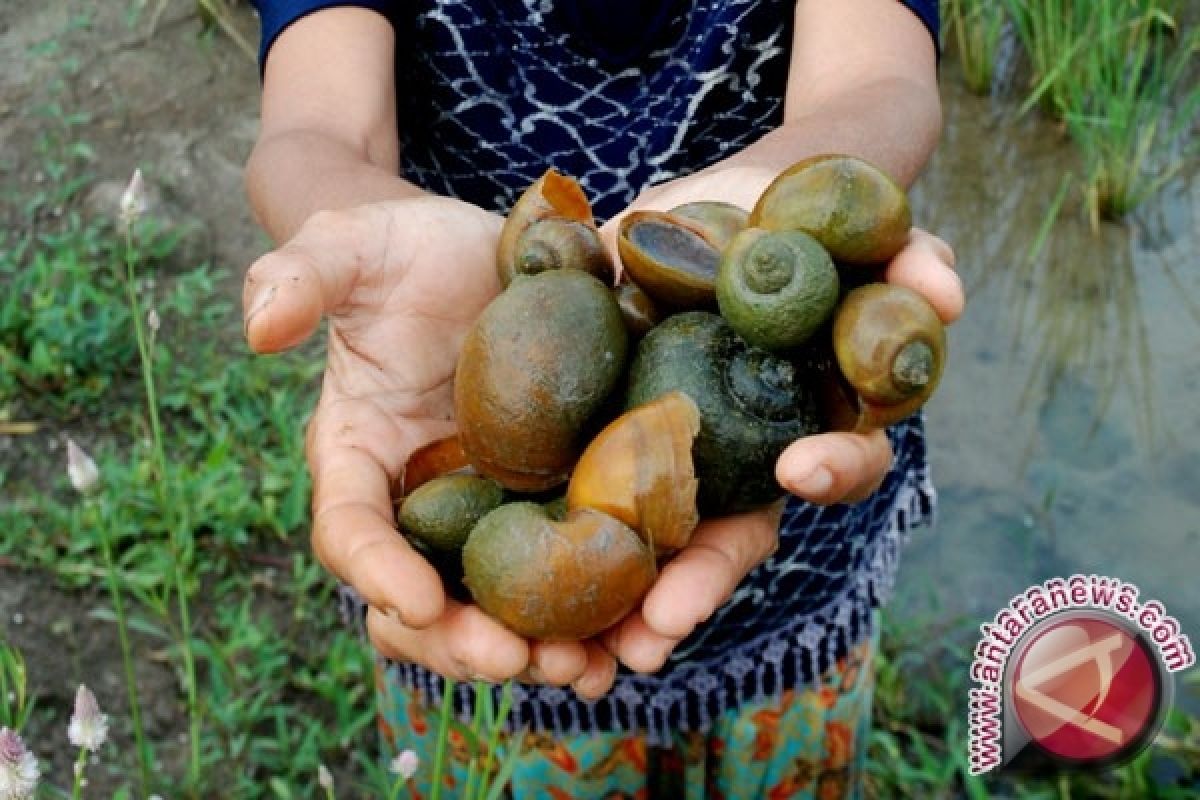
top-left (596, 170), bottom-right (964, 675)
top-left (242, 197), bottom-right (616, 694)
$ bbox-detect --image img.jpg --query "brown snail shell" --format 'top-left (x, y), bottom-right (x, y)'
top-left (497, 170), bottom-right (614, 286)
top-left (617, 202), bottom-right (748, 309)
top-left (396, 435), bottom-right (472, 498)
top-left (462, 503), bottom-right (657, 640)
top-left (830, 282), bottom-right (945, 427)
top-left (566, 390), bottom-right (700, 553)
top-left (454, 269), bottom-right (628, 492)
top-left (749, 154), bottom-right (912, 266)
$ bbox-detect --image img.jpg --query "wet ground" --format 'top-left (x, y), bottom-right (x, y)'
top-left (898, 70), bottom-right (1200, 675)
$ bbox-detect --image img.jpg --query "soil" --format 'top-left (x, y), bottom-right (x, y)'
top-left (1, 1), bottom-right (268, 794)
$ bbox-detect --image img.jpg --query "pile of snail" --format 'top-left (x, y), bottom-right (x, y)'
top-left (397, 155), bottom-right (946, 641)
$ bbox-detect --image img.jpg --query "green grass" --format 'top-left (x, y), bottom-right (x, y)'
top-left (1059, 14), bottom-right (1200, 223)
top-left (941, 0), bottom-right (1008, 95)
top-left (987, 0), bottom-right (1199, 222)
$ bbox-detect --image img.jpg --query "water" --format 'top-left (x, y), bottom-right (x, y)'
top-left (893, 75), bottom-right (1200, 664)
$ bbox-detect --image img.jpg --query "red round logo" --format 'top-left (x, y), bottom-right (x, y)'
top-left (1010, 612), bottom-right (1162, 765)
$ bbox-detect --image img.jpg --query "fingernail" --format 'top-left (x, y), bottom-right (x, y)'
top-left (469, 672), bottom-right (495, 684)
top-left (526, 665), bottom-right (546, 684)
top-left (243, 284), bottom-right (277, 331)
top-left (791, 466), bottom-right (833, 497)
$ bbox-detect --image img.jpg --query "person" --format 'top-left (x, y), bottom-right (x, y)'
top-left (241, 0), bottom-right (963, 796)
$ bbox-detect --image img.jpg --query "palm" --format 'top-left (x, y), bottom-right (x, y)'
top-left (315, 197), bottom-right (503, 463)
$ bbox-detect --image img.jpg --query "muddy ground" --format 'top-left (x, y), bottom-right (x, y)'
top-left (1, 0), bottom-right (268, 792)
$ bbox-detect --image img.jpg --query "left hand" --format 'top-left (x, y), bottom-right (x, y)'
top-left (590, 168), bottom-right (964, 678)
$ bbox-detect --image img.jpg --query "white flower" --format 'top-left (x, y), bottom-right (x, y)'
top-left (317, 764), bottom-right (334, 791)
top-left (147, 308), bottom-right (161, 335)
top-left (67, 685), bottom-right (108, 751)
top-left (66, 438), bottom-right (100, 494)
top-left (0, 727), bottom-right (39, 800)
top-left (388, 749), bottom-right (419, 781)
top-left (119, 168), bottom-right (147, 229)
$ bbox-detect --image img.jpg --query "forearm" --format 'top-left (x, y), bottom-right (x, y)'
top-left (733, 74), bottom-right (942, 191)
top-left (660, 74), bottom-right (941, 215)
top-left (245, 129), bottom-right (426, 244)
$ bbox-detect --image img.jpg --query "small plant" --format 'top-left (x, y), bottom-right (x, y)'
top-left (942, 0), bottom-right (1008, 94)
top-left (0, 642), bottom-right (33, 732)
top-left (1004, 0), bottom-right (1200, 221)
top-left (1062, 16), bottom-right (1200, 223)
top-left (0, 727), bottom-right (40, 800)
top-left (67, 685), bottom-right (109, 800)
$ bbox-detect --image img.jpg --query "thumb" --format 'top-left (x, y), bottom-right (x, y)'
top-left (242, 209), bottom-right (375, 353)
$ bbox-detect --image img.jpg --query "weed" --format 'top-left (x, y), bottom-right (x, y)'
top-left (942, 0), bottom-right (1008, 95)
top-left (1062, 17), bottom-right (1200, 222)
top-left (997, 1), bottom-right (1200, 221)
top-left (0, 640), bottom-right (33, 731)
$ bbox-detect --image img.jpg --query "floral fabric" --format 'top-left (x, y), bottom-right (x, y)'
top-left (377, 621), bottom-right (878, 800)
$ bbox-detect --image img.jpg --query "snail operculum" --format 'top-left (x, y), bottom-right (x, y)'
top-left (749, 154), bottom-right (912, 266)
top-left (617, 202), bottom-right (749, 310)
top-left (566, 390), bottom-right (700, 554)
top-left (715, 227), bottom-right (840, 353)
top-left (830, 282), bottom-right (945, 427)
top-left (462, 502), bottom-right (657, 640)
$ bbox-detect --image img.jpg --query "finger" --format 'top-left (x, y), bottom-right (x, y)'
top-left (601, 610), bottom-right (681, 674)
top-left (571, 640), bottom-right (620, 701)
top-left (775, 430), bottom-right (893, 505)
top-left (311, 444), bottom-right (446, 627)
top-left (243, 207), bottom-right (381, 353)
top-left (366, 603), bottom-right (530, 683)
top-left (638, 507), bottom-right (781, 641)
top-left (524, 640), bottom-right (591, 686)
top-left (885, 229), bottom-right (964, 324)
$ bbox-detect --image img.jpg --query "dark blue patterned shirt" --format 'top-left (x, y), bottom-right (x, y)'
top-left (252, 0), bottom-right (939, 743)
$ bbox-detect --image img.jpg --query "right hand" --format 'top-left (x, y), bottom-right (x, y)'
top-left (242, 197), bottom-right (618, 696)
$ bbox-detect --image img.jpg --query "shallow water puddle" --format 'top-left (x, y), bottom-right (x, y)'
top-left (895, 78), bottom-right (1200, 664)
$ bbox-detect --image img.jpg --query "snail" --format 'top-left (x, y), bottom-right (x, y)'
top-left (626, 312), bottom-right (820, 514)
top-left (496, 169), bottom-right (615, 286)
top-left (397, 473), bottom-right (505, 553)
top-left (617, 202), bottom-right (749, 309)
top-left (715, 227), bottom-right (840, 353)
top-left (825, 282), bottom-right (946, 431)
top-left (749, 154), bottom-right (911, 266)
top-left (566, 390), bottom-right (701, 554)
top-left (454, 269), bottom-right (628, 492)
top-left (462, 503), bottom-right (657, 640)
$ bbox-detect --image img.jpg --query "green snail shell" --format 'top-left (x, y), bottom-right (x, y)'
top-left (715, 227), bottom-right (840, 353)
top-left (397, 474), bottom-right (505, 552)
top-left (625, 312), bottom-right (820, 514)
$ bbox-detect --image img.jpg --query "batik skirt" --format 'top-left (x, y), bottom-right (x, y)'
top-left (375, 623), bottom-right (878, 800)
